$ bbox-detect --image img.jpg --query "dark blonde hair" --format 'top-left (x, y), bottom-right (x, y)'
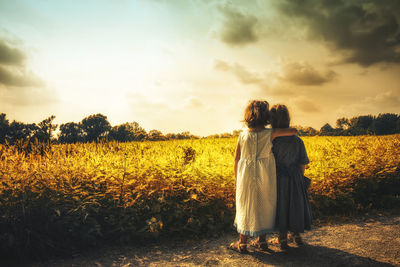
top-left (270, 104), bottom-right (290, 128)
top-left (244, 100), bottom-right (270, 128)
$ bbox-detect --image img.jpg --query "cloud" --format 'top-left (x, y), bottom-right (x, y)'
top-left (214, 59), bottom-right (264, 84)
top-left (278, 61), bottom-right (337, 86)
top-left (214, 58), bottom-right (334, 97)
top-left (218, 4), bottom-right (259, 46)
top-left (0, 39), bottom-right (26, 66)
top-left (364, 90), bottom-right (400, 108)
top-left (0, 38), bottom-right (44, 88)
top-left (0, 35), bottom-right (56, 108)
top-left (336, 91), bottom-right (400, 117)
top-left (290, 95), bottom-right (320, 113)
top-left (0, 65), bottom-right (44, 87)
top-left (275, 0), bottom-right (400, 66)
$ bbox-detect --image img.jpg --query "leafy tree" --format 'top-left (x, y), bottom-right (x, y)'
top-left (374, 113), bottom-right (399, 135)
top-left (59, 122), bottom-right (84, 143)
top-left (147, 129), bottom-right (165, 141)
top-left (206, 134), bottom-right (220, 138)
top-left (165, 133), bottom-right (177, 140)
top-left (6, 121), bottom-right (37, 144)
top-left (336, 117), bottom-right (350, 129)
top-left (350, 115), bottom-right (374, 130)
top-left (297, 126), bottom-right (318, 136)
top-left (397, 118), bottom-right (400, 133)
top-left (0, 113), bottom-right (9, 144)
top-left (129, 122), bottom-right (147, 141)
top-left (81, 114), bottom-right (111, 142)
top-left (109, 125), bottom-right (129, 142)
top-left (164, 132), bottom-right (198, 140)
top-left (346, 115), bottom-right (374, 135)
top-left (134, 128), bottom-right (147, 141)
top-left (33, 115), bottom-right (58, 144)
top-left (178, 131), bottom-right (198, 139)
top-left (109, 122), bottom-right (145, 142)
top-left (320, 123), bottom-right (336, 136)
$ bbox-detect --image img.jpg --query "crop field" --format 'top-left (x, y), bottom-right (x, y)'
top-left (1, 135), bottom-right (400, 261)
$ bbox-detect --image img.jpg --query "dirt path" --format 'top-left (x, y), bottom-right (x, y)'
top-left (33, 214), bottom-right (400, 267)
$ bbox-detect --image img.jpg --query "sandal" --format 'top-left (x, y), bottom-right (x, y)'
top-left (249, 239), bottom-right (268, 251)
top-left (228, 241), bottom-right (248, 254)
top-left (293, 235), bottom-right (304, 245)
top-left (272, 237), bottom-right (289, 250)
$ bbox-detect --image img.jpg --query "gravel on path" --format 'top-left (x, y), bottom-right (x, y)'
top-left (33, 214), bottom-right (400, 267)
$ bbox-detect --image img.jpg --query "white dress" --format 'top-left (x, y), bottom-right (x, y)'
top-left (234, 128), bottom-right (277, 236)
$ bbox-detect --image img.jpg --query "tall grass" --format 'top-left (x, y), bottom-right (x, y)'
top-left (0, 135), bottom-right (399, 263)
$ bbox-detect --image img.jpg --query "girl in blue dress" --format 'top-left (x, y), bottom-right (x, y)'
top-left (270, 104), bottom-right (312, 249)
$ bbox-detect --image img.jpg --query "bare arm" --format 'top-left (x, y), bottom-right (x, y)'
top-left (234, 142), bottom-right (241, 186)
top-left (272, 127), bottom-right (298, 140)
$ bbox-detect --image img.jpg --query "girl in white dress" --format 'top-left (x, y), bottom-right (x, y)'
top-left (229, 100), bottom-right (298, 253)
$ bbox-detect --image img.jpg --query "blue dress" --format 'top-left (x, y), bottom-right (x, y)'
top-left (272, 136), bottom-right (312, 233)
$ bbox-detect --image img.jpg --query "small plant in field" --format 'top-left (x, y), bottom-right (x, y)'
top-left (181, 146), bottom-right (196, 164)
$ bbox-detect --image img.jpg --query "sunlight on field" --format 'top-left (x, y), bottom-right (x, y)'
top-left (1, 134), bottom-right (399, 201)
top-left (1, 135), bottom-right (399, 261)
top-left (305, 135), bottom-right (400, 181)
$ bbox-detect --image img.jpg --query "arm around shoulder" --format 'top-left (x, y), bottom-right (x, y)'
top-left (272, 127), bottom-right (298, 140)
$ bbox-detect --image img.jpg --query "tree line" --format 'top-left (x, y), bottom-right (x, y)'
top-left (0, 112), bottom-right (399, 145)
top-left (296, 113), bottom-right (400, 136)
top-left (0, 113), bottom-right (199, 145)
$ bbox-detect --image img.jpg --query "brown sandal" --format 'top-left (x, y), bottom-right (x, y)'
top-left (293, 235), bottom-right (304, 245)
top-left (228, 241), bottom-right (248, 254)
top-left (249, 239), bottom-right (268, 251)
top-left (272, 237), bottom-right (289, 250)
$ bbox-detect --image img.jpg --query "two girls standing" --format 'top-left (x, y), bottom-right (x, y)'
top-left (229, 100), bottom-right (312, 253)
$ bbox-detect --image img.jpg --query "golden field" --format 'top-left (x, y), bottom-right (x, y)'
top-left (2, 135), bottom-right (399, 203)
top-left (0, 134), bottom-right (399, 261)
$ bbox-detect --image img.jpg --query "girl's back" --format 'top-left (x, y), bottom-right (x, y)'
top-left (272, 136), bottom-right (307, 167)
top-left (235, 128), bottom-right (277, 236)
top-left (272, 135), bottom-right (311, 234)
top-left (239, 129), bottom-right (273, 161)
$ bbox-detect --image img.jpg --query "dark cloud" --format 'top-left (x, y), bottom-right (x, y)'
top-left (0, 38), bottom-right (44, 88)
top-left (0, 39), bottom-right (26, 66)
top-left (214, 59), bottom-right (264, 84)
top-left (214, 59), bottom-right (298, 97)
top-left (279, 61), bottom-right (337, 86)
top-left (292, 96), bottom-right (320, 113)
top-left (275, 0), bottom-right (400, 66)
top-left (214, 58), bottom-right (335, 98)
top-left (0, 65), bottom-right (44, 87)
top-left (218, 5), bottom-right (259, 46)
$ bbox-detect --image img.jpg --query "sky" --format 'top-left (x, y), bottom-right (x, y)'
top-left (0, 0), bottom-right (400, 136)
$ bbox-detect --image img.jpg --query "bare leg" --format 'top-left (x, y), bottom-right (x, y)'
top-left (257, 234), bottom-right (266, 243)
top-left (250, 233), bottom-right (268, 250)
top-left (239, 234), bottom-right (247, 244)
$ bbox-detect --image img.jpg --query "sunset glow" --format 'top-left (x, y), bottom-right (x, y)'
top-left (1, 0), bottom-right (400, 136)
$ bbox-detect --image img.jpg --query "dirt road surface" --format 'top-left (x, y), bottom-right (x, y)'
top-left (33, 214), bottom-right (400, 267)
